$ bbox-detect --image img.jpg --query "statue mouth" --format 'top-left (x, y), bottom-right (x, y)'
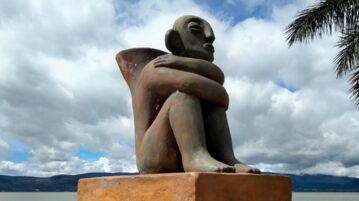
top-left (203, 43), bottom-right (215, 53)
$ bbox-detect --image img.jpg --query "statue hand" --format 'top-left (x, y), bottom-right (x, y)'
top-left (153, 54), bottom-right (183, 68)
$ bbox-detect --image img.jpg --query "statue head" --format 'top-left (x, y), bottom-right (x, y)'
top-left (165, 15), bottom-right (215, 62)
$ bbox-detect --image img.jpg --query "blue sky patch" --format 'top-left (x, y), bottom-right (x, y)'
top-left (275, 79), bottom-right (299, 92)
top-left (6, 139), bottom-right (30, 163)
top-left (194, 0), bottom-right (296, 24)
top-left (77, 146), bottom-right (106, 161)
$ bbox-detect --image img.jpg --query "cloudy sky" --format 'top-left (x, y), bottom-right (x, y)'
top-left (1, 0), bottom-right (358, 178)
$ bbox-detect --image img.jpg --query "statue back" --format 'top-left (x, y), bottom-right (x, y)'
top-left (116, 48), bottom-right (167, 94)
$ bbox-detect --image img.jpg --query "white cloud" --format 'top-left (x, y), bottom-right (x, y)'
top-left (0, 0), bottom-right (131, 176)
top-left (303, 162), bottom-right (359, 178)
top-left (0, 161), bottom-right (26, 175)
top-left (24, 156), bottom-right (135, 177)
top-left (226, 78), bottom-right (359, 175)
top-left (66, 115), bottom-right (135, 159)
top-left (215, 0), bottom-right (359, 176)
top-left (0, 138), bottom-right (9, 159)
top-left (0, 0), bottom-right (358, 178)
top-left (235, 0), bottom-right (267, 7)
top-left (225, 0), bottom-right (316, 9)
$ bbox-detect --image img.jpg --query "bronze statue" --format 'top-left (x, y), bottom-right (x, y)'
top-left (116, 15), bottom-right (260, 174)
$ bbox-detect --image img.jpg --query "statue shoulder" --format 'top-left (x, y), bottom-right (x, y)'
top-left (116, 48), bottom-right (167, 93)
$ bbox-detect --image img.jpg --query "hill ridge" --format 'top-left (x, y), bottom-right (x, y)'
top-left (0, 172), bottom-right (358, 192)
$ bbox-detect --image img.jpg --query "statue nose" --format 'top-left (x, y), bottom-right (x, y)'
top-left (206, 35), bottom-right (215, 43)
top-left (204, 29), bottom-right (215, 43)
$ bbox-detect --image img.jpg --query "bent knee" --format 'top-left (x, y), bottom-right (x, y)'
top-left (168, 91), bottom-right (199, 105)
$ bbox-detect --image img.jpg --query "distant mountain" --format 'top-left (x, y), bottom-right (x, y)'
top-left (0, 172), bottom-right (358, 192)
top-left (285, 173), bottom-right (359, 192)
top-left (0, 172), bottom-right (136, 192)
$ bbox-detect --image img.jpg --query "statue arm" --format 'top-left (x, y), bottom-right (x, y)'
top-left (153, 54), bottom-right (225, 85)
top-left (145, 67), bottom-right (228, 109)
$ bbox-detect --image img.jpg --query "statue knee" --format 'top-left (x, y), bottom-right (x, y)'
top-left (168, 91), bottom-right (200, 106)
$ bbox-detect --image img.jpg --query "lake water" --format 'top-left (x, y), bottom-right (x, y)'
top-left (0, 192), bottom-right (358, 200)
top-left (293, 192), bottom-right (359, 201)
top-left (0, 192), bottom-right (76, 201)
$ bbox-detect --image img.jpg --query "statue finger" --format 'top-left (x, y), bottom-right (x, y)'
top-left (154, 60), bottom-right (167, 67)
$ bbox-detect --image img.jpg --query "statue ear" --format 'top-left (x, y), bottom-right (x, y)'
top-left (165, 29), bottom-right (184, 55)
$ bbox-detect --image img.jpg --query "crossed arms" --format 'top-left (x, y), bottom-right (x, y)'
top-left (145, 54), bottom-right (228, 109)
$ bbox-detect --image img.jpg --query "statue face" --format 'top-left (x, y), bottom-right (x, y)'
top-left (176, 16), bottom-right (215, 62)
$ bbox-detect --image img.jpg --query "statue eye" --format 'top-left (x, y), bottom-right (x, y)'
top-left (188, 22), bottom-right (202, 32)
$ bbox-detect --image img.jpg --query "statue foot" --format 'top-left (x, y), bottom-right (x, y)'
top-left (184, 151), bottom-right (235, 173)
top-left (234, 163), bottom-right (261, 174)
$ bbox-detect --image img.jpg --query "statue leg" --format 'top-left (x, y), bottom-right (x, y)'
top-left (139, 91), bottom-right (235, 173)
top-left (138, 96), bottom-right (182, 173)
top-left (203, 105), bottom-right (260, 174)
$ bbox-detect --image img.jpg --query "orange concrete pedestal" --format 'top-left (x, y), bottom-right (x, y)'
top-left (77, 173), bottom-right (291, 201)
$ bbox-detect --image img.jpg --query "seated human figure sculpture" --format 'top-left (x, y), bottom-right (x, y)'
top-left (116, 15), bottom-right (260, 174)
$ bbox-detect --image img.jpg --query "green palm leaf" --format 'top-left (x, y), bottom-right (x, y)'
top-left (350, 67), bottom-right (359, 105)
top-left (285, 0), bottom-right (359, 105)
top-left (335, 28), bottom-right (359, 77)
top-left (286, 0), bottom-right (359, 46)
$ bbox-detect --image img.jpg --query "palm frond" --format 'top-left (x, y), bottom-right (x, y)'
top-left (335, 28), bottom-right (359, 77)
top-left (285, 0), bottom-right (359, 46)
top-left (349, 66), bottom-right (359, 105)
top-left (285, 0), bottom-right (359, 107)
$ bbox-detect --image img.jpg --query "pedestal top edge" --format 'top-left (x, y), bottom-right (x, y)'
top-left (79, 172), bottom-right (290, 181)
